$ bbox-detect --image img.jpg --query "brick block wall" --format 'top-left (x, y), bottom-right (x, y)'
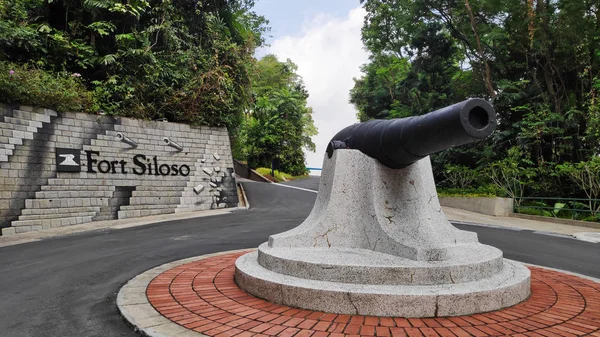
top-left (0, 103), bottom-right (238, 235)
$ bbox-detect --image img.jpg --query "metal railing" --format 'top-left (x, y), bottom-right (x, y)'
top-left (514, 197), bottom-right (600, 221)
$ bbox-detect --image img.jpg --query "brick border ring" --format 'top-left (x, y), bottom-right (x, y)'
top-left (117, 250), bottom-right (600, 337)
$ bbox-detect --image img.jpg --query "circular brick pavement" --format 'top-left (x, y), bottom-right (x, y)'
top-left (146, 251), bottom-right (600, 337)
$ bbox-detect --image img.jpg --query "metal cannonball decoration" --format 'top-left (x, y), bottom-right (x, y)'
top-left (235, 98), bottom-right (531, 317)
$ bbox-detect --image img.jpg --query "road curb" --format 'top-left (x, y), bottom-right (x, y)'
top-left (117, 249), bottom-right (253, 337)
top-left (119, 250), bottom-right (600, 337)
top-left (518, 260), bottom-right (600, 283)
top-left (237, 182), bottom-right (250, 210)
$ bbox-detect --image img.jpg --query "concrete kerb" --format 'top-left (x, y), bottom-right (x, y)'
top-left (518, 260), bottom-right (600, 283)
top-left (117, 249), bottom-right (253, 337)
top-left (237, 182), bottom-right (250, 209)
top-left (117, 249), bottom-right (600, 337)
top-left (573, 232), bottom-right (600, 243)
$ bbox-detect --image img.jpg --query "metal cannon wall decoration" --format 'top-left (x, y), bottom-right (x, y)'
top-left (235, 98), bottom-right (531, 317)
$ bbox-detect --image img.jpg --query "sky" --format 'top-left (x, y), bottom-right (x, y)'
top-left (252, 0), bottom-right (369, 173)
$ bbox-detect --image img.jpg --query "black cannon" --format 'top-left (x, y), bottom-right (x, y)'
top-left (326, 98), bottom-right (496, 169)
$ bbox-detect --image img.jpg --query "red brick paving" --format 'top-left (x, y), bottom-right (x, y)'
top-left (146, 252), bottom-right (600, 337)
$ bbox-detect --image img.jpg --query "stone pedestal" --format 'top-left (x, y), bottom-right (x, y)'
top-left (235, 150), bottom-right (530, 317)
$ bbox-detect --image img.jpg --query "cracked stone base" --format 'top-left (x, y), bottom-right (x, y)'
top-left (235, 251), bottom-right (531, 317)
top-left (256, 243), bottom-right (504, 285)
top-left (235, 150), bottom-right (531, 317)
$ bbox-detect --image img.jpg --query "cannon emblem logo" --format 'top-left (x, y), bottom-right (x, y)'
top-left (55, 148), bottom-right (82, 172)
top-left (58, 154), bottom-right (78, 166)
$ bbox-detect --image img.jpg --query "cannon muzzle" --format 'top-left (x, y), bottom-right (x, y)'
top-left (327, 98), bottom-right (496, 169)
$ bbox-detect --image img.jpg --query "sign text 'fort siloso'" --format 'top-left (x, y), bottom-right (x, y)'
top-left (84, 150), bottom-right (190, 176)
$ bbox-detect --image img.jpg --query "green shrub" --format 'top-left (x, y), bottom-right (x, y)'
top-left (255, 167), bottom-right (293, 182)
top-left (255, 167), bottom-right (272, 177)
top-left (274, 170), bottom-right (292, 181)
top-left (437, 184), bottom-right (505, 198)
top-left (516, 206), bottom-right (554, 217)
top-left (581, 214), bottom-right (600, 222)
top-left (0, 62), bottom-right (95, 112)
top-left (442, 165), bottom-right (478, 189)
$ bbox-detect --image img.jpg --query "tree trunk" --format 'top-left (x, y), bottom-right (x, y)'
top-left (527, 0), bottom-right (535, 48)
top-left (536, 0), bottom-right (561, 114)
top-left (465, 0), bottom-right (496, 98)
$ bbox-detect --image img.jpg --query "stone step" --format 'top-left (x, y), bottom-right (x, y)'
top-left (12, 107), bottom-right (57, 117)
top-left (0, 121), bottom-right (37, 133)
top-left (120, 204), bottom-right (176, 210)
top-left (17, 129), bottom-right (36, 140)
top-left (12, 110), bottom-right (52, 123)
top-left (25, 198), bottom-right (109, 209)
top-left (41, 185), bottom-right (116, 192)
top-left (92, 214), bottom-right (118, 221)
top-left (135, 186), bottom-right (184, 191)
top-left (134, 181), bottom-right (189, 188)
top-left (3, 117), bottom-right (42, 133)
top-left (46, 179), bottom-right (189, 188)
top-left (9, 130), bottom-right (34, 142)
top-left (175, 204), bottom-right (212, 212)
top-left (118, 208), bottom-right (175, 219)
top-left (3, 116), bottom-right (37, 127)
top-left (180, 191), bottom-right (222, 199)
top-left (9, 216), bottom-right (94, 233)
top-left (256, 244), bottom-right (504, 286)
top-left (235, 252), bottom-right (531, 317)
top-left (1, 142), bottom-right (15, 150)
top-left (35, 190), bottom-right (114, 199)
top-left (128, 196), bottom-right (180, 205)
top-left (130, 190), bottom-right (182, 197)
top-left (18, 211), bottom-right (98, 221)
top-left (21, 206), bottom-right (101, 216)
top-left (0, 148), bottom-right (13, 156)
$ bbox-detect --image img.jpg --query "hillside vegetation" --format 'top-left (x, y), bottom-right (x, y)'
top-left (354, 0), bottom-right (600, 210)
top-left (0, 0), bottom-right (316, 175)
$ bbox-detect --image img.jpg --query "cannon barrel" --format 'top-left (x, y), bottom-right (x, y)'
top-left (326, 98), bottom-right (496, 169)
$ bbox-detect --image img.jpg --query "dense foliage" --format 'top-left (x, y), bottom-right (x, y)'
top-left (0, 61), bottom-right (93, 111)
top-left (235, 55), bottom-right (317, 176)
top-left (0, 0), bottom-right (267, 127)
top-left (353, 0), bottom-right (600, 207)
top-left (1, 0), bottom-right (317, 173)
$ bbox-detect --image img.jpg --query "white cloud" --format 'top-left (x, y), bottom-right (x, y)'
top-left (266, 7), bottom-right (369, 173)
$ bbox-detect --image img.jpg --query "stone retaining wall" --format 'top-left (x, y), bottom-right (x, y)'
top-left (233, 160), bottom-right (271, 183)
top-left (0, 103), bottom-right (238, 235)
top-left (439, 196), bottom-right (513, 217)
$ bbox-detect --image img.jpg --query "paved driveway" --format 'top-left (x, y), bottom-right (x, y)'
top-left (0, 178), bottom-right (598, 337)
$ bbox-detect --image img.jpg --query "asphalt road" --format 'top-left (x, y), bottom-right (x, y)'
top-left (0, 177), bottom-right (598, 337)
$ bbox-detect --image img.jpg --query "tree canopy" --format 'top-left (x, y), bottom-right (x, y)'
top-left (1, 0), bottom-right (268, 127)
top-left (352, 0), bottom-right (600, 199)
top-left (1, 0), bottom-right (318, 175)
top-left (235, 54), bottom-right (317, 176)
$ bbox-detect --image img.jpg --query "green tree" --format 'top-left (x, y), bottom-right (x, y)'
top-left (355, 0), bottom-right (600, 200)
top-left (238, 55), bottom-right (317, 176)
top-left (0, 0), bottom-right (268, 128)
top-left (557, 157), bottom-right (600, 215)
